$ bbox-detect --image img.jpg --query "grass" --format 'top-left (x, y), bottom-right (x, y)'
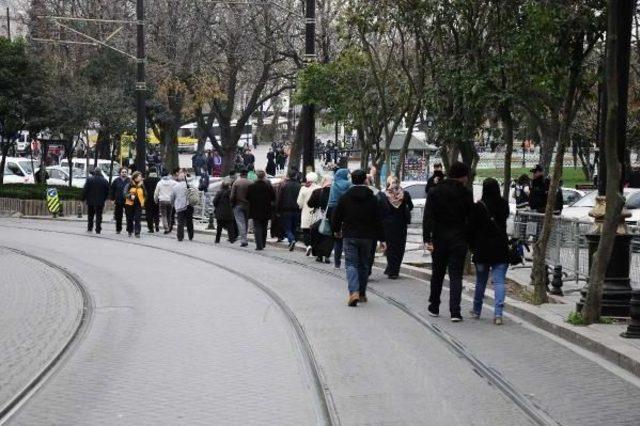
top-left (566, 311), bottom-right (615, 326)
top-left (0, 183), bottom-right (84, 200)
top-left (476, 167), bottom-right (591, 189)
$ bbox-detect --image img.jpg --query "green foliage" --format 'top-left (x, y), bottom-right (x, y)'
top-left (567, 311), bottom-right (586, 325)
top-left (0, 184), bottom-right (83, 200)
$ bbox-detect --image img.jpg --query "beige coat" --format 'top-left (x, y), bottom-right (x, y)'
top-left (297, 184), bottom-right (320, 229)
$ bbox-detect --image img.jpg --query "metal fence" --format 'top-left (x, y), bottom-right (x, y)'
top-left (512, 211), bottom-right (640, 289)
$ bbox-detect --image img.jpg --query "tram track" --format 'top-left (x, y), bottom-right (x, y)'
top-left (1, 221), bottom-right (557, 425)
top-left (0, 247), bottom-right (93, 425)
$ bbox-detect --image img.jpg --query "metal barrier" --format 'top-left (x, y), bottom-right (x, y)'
top-left (513, 211), bottom-right (640, 289)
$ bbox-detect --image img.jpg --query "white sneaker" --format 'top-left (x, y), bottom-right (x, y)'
top-left (305, 246), bottom-right (312, 256)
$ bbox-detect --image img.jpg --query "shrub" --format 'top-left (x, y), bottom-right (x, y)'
top-left (0, 184), bottom-right (84, 200)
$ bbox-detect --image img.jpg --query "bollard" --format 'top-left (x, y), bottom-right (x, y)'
top-left (550, 265), bottom-right (564, 296)
top-left (77, 203), bottom-right (83, 218)
top-left (207, 212), bottom-right (215, 230)
top-left (621, 290), bottom-right (640, 338)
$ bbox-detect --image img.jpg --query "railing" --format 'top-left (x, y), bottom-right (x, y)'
top-left (512, 211), bottom-right (640, 289)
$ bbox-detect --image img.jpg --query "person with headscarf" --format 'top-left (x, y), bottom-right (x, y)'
top-left (469, 177), bottom-right (510, 325)
top-left (308, 175), bottom-right (333, 263)
top-left (297, 171), bottom-right (320, 256)
top-left (327, 168), bottom-right (352, 268)
top-left (378, 176), bottom-right (413, 279)
top-left (266, 148), bottom-right (277, 176)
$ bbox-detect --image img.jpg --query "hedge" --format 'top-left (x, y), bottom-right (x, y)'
top-left (0, 184), bottom-right (84, 200)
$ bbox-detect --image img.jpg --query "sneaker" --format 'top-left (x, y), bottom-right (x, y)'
top-left (164, 230), bottom-right (170, 235)
top-left (334, 262), bottom-right (341, 269)
top-left (427, 307), bottom-right (439, 317)
top-left (469, 310), bottom-right (480, 319)
top-left (494, 317), bottom-right (503, 326)
top-left (451, 315), bottom-right (463, 322)
top-left (305, 246), bottom-right (312, 256)
top-left (347, 293), bottom-right (359, 307)
top-left (96, 230), bottom-right (101, 235)
top-left (359, 294), bottom-right (368, 303)
top-left (288, 241), bottom-right (296, 252)
top-left (135, 234), bottom-right (140, 238)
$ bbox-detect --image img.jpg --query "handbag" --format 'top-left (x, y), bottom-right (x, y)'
top-left (185, 179), bottom-right (200, 207)
top-left (318, 208), bottom-right (333, 236)
top-left (479, 201), bottom-right (522, 266)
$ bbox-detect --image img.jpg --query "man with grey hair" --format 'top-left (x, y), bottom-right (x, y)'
top-left (247, 170), bottom-right (275, 250)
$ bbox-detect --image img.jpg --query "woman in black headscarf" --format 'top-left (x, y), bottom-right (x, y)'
top-left (469, 178), bottom-right (510, 325)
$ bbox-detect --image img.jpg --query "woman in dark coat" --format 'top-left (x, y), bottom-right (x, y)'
top-left (469, 177), bottom-right (510, 325)
top-left (213, 181), bottom-right (237, 243)
top-left (307, 176), bottom-right (333, 263)
top-left (270, 180), bottom-right (286, 241)
top-left (266, 148), bottom-right (277, 176)
top-left (378, 176), bottom-right (413, 279)
top-left (247, 171), bottom-right (276, 250)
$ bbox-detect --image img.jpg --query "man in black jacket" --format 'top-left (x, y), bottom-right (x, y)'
top-left (277, 170), bottom-right (302, 251)
top-left (332, 169), bottom-right (386, 307)
top-left (110, 167), bottom-right (129, 234)
top-left (247, 170), bottom-right (276, 251)
top-left (423, 161), bottom-right (474, 321)
top-left (528, 164), bottom-right (547, 213)
top-left (144, 168), bottom-right (161, 233)
top-left (82, 168), bottom-right (110, 234)
top-left (425, 162), bottom-right (444, 197)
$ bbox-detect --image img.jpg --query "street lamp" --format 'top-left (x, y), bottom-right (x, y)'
top-left (301, 0), bottom-right (316, 172)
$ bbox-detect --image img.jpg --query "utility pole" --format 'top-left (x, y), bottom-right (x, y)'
top-left (134, 0), bottom-right (147, 173)
top-left (301, 0), bottom-right (315, 172)
top-left (6, 7), bottom-right (10, 40)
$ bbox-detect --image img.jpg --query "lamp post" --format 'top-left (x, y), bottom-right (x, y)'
top-left (134, 0), bottom-right (146, 174)
top-left (301, 0), bottom-right (316, 172)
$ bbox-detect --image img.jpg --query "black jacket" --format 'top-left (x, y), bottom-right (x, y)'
top-left (143, 176), bottom-right (160, 207)
top-left (469, 200), bottom-right (510, 265)
top-left (529, 176), bottom-right (548, 212)
top-left (277, 179), bottom-right (302, 212)
top-left (213, 187), bottom-right (234, 222)
top-left (332, 185), bottom-right (384, 241)
top-left (82, 175), bottom-right (110, 207)
top-left (110, 176), bottom-right (129, 205)
top-left (378, 191), bottom-right (413, 238)
top-left (247, 179), bottom-right (276, 221)
top-left (425, 171), bottom-right (444, 196)
top-left (307, 187), bottom-right (330, 211)
top-left (423, 179), bottom-right (474, 245)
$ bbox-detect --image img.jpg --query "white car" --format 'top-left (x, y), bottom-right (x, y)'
top-left (562, 188), bottom-right (640, 223)
top-left (2, 164), bottom-right (32, 184)
top-left (3, 157), bottom-right (36, 184)
top-left (38, 166), bottom-right (88, 188)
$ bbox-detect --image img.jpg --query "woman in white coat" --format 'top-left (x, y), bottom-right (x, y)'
top-left (297, 172), bottom-right (320, 256)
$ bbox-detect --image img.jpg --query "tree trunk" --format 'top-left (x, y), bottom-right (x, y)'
top-left (161, 126), bottom-right (179, 173)
top-left (395, 106), bottom-right (421, 179)
top-left (287, 118), bottom-right (304, 174)
top-left (582, 0), bottom-right (634, 324)
top-left (538, 122), bottom-right (559, 172)
top-left (96, 130), bottom-right (111, 159)
top-left (0, 141), bottom-right (8, 186)
top-left (499, 103), bottom-right (514, 199)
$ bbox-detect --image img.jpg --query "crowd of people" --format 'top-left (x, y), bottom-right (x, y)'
top-left (81, 155), bottom-right (552, 322)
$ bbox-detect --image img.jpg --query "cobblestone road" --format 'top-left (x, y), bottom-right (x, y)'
top-left (0, 219), bottom-right (536, 425)
top-left (0, 247), bottom-right (84, 416)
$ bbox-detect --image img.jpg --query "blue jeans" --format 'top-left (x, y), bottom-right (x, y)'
top-left (473, 263), bottom-right (508, 317)
top-left (334, 239), bottom-right (343, 267)
top-left (344, 238), bottom-right (373, 295)
top-left (233, 206), bottom-right (249, 244)
top-left (281, 211), bottom-right (299, 244)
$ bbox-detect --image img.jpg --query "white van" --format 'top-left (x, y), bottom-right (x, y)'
top-left (60, 159), bottom-right (121, 178)
top-left (2, 157), bottom-right (36, 183)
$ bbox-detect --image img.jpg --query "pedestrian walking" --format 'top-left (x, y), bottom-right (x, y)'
top-left (247, 170), bottom-right (276, 250)
top-left (513, 174), bottom-right (530, 210)
top-left (332, 169), bottom-right (385, 307)
top-left (82, 167), bottom-right (109, 234)
top-left (266, 148), bottom-right (277, 176)
top-left (213, 181), bottom-right (237, 244)
top-left (297, 172), bottom-right (320, 256)
top-left (171, 171), bottom-right (194, 242)
top-left (468, 178), bottom-right (510, 325)
top-left (231, 168), bottom-right (252, 247)
top-left (124, 171), bottom-right (146, 238)
top-left (308, 176), bottom-right (332, 263)
top-left (243, 149), bottom-right (255, 168)
top-left (379, 176), bottom-right (413, 279)
top-left (423, 161), bottom-right (474, 322)
top-left (277, 170), bottom-right (302, 251)
top-left (144, 168), bottom-right (161, 233)
top-left (154, 170), bottom-right (177, 234)
top-left (327, 168), bottom-right (352, 268)
top-left (271, 179), bottom-right (286, 242)
top-left (528, 164), bottom-right (548, 213)
top-left (110, 167), bottom-right (129, 234)
top-left (425, 162), bottom-right (444, 198)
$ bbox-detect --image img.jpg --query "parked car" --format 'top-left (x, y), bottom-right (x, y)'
top-left (2, 157), bottom-right (36, 183)
top-left (35, 166), bottom-right (88, 188)
top-left (59, 159), bottom-right (120, 179)
top-left (2, 164), bottom-right (32, 184)
top-left (562, 188), bottom-right (640, 223)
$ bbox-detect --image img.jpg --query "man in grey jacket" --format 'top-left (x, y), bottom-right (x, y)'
top-left (230, 168), bottom-right (251, 247)
top-left (171, 171), bottom-right (194, 241)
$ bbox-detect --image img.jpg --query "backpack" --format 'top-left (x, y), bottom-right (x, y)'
top-left (186, 180), bottom-right (200, 207)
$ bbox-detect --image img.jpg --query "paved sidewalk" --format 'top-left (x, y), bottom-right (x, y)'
top-left (0, 247), bottom-right (84, 415)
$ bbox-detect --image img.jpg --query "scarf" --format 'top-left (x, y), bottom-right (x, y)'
top-left (386, 183), bottom-right (404, 208)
